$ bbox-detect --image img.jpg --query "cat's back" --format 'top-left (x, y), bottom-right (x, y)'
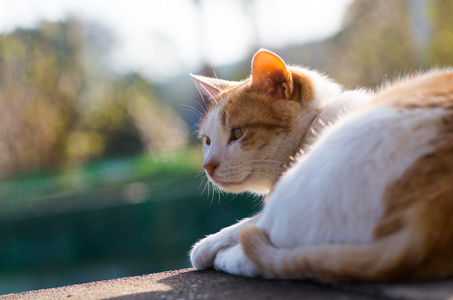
top-left (373, 69), bottom-right (453, 109)
top-left (369, 70), bottom-right (453, 279)
top-left (363, 69), bottom-right (453, 167)
top-left (261, 70), bottom-right (453, 249)
top-left (312, 69), bottom-right (453, 182)
top-left (340, 69), bottom-right (453, 173)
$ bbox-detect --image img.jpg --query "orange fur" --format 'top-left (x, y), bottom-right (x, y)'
top-left (218, 79), bottom-right (305, 151)
top-left (192, 51), bottom-right (453, 282)
top-left (196, 53), bottom-right (317, 184)
top-left (239, 70), bottom-right (453, 282)
top-left (251, 50), bottom-right (293, 98)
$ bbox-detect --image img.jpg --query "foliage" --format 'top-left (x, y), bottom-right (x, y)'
top-left (429, 0), bottom-right (453, 65)
top-left (284, 0), bottom-right (453, 89)
top-left (0, 20), bottom-right (188, 177)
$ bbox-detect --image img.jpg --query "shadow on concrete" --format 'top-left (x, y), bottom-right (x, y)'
top-left (6, 268), bottom-right (453, 299)
top-left (107, 269), bottom-right (383, 300)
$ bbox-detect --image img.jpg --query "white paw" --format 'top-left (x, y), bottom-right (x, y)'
top-left (214, 244), bottom-right (260, 277)
top-left (190, 236), bottom-right (218, 270)
top-left (190, 232), bottom-right (237, 270)
top-left (190, 217), bottom-right (259, 270)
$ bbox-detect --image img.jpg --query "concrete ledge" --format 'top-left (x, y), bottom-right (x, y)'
top-left (2, 268), bottom-right (453, 300)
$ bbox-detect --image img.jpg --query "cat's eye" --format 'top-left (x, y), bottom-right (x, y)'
top-left (232, 127), bottom-right (245, 140)
top-left (204, 136), bottom-right (211, 146)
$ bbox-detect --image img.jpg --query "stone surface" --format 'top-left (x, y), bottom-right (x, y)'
top-left (2, 268), bottom-right (453, 300)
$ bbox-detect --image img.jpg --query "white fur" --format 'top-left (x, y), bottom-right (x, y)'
top-left (195, 104), bottom-right (443, 277)
top-left (293, 67), bottom-right (343, 104)
top-left (303, 88), bottom-right (372, 148)
top-left (191, 66), bottom-right (446, 277)
top-left (190, 215), bottom-right (260, 270)
top-left (258, 106), bottom-right (443, 249)
top-left (200, 68), bottom-right (371, 195)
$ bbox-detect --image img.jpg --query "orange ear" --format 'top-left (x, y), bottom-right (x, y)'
top-left (251, 49), bottom-right (293, 98)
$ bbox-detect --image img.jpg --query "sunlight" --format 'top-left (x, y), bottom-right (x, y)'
top-left (0, 0), bottom-right (353, 79)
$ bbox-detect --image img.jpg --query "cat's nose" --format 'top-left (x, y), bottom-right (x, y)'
top-left (203, 160), bottom-right (219, 177)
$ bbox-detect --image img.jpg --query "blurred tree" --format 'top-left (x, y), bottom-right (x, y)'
top-left (429, 0), bottom-right (453, 65)
top-left (330, 0), bottom-right (417, 87)
top-left (104, 73), bottom-right (188, 155)
top-left (290, 0), bottom-right (418, 88)
top-left (0, 19), bottom-right (188, 176)
top-left (282, 0), bottom-right (453, 89)
top-left (0, 20), bottom-right (83, 174)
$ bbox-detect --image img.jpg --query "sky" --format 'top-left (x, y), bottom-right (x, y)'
top-left (0, 0), bottom-right (353, 80)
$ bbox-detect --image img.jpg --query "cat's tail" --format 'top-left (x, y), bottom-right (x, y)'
top-left (238, 224), bottom-right (420, 282)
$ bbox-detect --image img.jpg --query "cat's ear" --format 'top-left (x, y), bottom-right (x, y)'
top-left (250, 49), bottom-right (293, 99)
top-left (191, 74), bottom-right (235, 101)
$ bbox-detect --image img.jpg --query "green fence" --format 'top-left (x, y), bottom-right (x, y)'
top-left (0, 150), bottom-right (262, 295)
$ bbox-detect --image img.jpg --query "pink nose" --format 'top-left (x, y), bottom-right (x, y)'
top-left (203, 160), bottom-right (219, 177)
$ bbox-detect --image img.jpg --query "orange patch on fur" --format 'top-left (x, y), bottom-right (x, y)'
top-left (373, 116), bottom-right (453, 280)
top-left (372, 70), bottom-right (453, 280)
top-left (201, 66), bottom-right (316, 152)
top-left (218, 82), bottom-right (302, 151)
top-left (288, 69), bottom-right (315, 102)
top-left (373, 71), bottom-right (453, 109)
top-left (240, 70), bottom-right (453, 283)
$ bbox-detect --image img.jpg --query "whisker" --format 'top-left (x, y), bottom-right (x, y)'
top-left (195, 100), bottom-right (208, 115)
top-left (180, 104), bottom-right (205, 120)
top-left (191, 129), bottom-right (201, 138)
top-left (196, 170), bottom-right (206, 178)
top-left (200, 177), bottom-right (208, 192)
top-left (201, 178), bottom-right (210, 196)
top-left (210, 181), bottom-right (217, 205)
top-left (194, 83), bottom-right (208, 107)
top-left (197, 176), bottom-right (207, 190)
top-left (216, 185), bottom-right (222, 205)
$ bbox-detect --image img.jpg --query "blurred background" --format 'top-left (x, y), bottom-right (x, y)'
top-left (0, 0), bottom-right (452, 295)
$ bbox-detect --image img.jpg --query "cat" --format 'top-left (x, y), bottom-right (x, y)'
top-left (190, 49), bottom-right (453, 282)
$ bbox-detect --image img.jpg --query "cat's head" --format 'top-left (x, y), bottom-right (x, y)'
top-left (192, 49), bottom-right (341, 194)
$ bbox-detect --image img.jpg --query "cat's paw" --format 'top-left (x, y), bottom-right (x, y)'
top-left (190, 233), bottom-right (237, 270)
top-left (214, 244), bottom-right (260, 277)
top-left (190, 236), bottom-right (218, 270)
top-left (190, 217), bottom-right (258, 270)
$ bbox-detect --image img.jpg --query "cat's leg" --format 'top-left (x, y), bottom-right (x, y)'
top-left (190, 214), bottom-right (260, 270)
top-left (239, 223), bottom-right (415, 281)
top-left (213, 243), bottom-right (260, 277)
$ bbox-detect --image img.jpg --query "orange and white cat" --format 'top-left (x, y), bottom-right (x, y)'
top-left (190, 49), bottom-right (453, 282)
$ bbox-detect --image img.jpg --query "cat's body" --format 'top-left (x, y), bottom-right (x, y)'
top-left (190, 49), bottom-right (453, 282)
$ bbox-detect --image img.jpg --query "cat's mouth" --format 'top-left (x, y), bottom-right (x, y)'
top-left (214, 180), bottom-right (248, 194)
top-left (207, 172), bottom-right (254, 193)
top-left (209, 176), bottom-right (242, 188)
top-left (207, 169), bottom-right (271, 194)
